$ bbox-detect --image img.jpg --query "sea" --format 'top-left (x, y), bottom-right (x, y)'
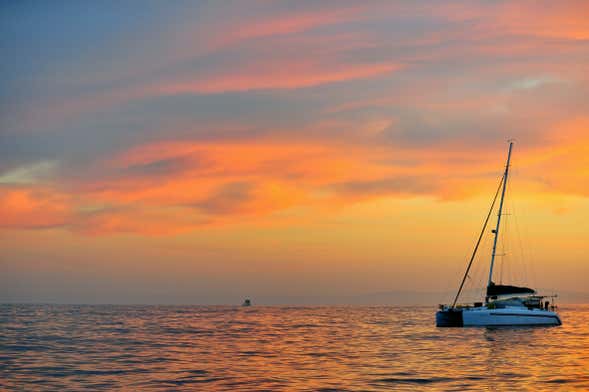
top-left (1, 304), bottom-right (588, 391)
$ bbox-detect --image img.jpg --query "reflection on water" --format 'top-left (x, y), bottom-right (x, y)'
top-left (1, 305), bottom-right (588, 391)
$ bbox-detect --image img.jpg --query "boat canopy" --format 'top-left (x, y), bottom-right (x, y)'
top-left (487, 282), bottom-right (535, 297)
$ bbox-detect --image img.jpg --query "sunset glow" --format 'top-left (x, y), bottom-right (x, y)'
top-left (1, 1), bottom-right (588, 303)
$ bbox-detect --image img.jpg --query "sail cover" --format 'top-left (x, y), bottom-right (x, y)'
top-left (487, 282), bottom-right (535, 297)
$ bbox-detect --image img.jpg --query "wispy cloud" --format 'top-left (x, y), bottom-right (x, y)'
top-left (0, 161), bottom-right (57, 184)
top-left (2, 1), bottom-right (589, 235)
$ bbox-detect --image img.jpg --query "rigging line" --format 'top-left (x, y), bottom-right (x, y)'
top-left (513, 204), bottom-right (528, 283)
top-left (500, 223), bottom-right (505, 284)
top-left (507, 199), bottom-right (512, 283)
top-left (501, 189), bottom-right (508, 284)
top-left (451, 174), bottom-right (505, 308)
top-left (472, 225), bottom-right (491, 300)
top-left (510, 177), bottom-right (530, 286)
top-left (500, 195), bottom-right (505, 284)
top-left (518, 184), bottom-right (538, 289)
top-left (503, 201), bottom-right (515, 280)
top-left (462, 229), bottom-right (484, 302)
top-left (507, 170), bottom-right (522, 285)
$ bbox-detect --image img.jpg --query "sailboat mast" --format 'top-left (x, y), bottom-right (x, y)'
top-left (487, 141), bottom-right (514, 290)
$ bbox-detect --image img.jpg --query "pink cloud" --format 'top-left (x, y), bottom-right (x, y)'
top-left (155, 63), bottom-right (400, 95)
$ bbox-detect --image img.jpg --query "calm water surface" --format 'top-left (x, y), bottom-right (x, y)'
top-left (1, 304), bottom-right (588, 391)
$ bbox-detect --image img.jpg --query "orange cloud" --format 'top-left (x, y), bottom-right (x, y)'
top-left (0, 140), bottom-right (421, 234)
top-left (518, 116), bottom-right (589, 197)
top-left (0, 187), bottom-right (71, 229)
top-left (3, 129), bottom-right (589, 236)
top-left (73, 206), bottom-right (210, 236)
top-left (495, 1), bottom-right (589, 40)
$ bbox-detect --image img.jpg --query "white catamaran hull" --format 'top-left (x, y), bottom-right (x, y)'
top-left (463, 307), bottom-right (561, 326)
top-left (437, 306), bottom-right (561, 327)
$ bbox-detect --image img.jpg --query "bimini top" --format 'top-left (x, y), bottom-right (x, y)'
top-left (487, 282), bottom-right (536, 297)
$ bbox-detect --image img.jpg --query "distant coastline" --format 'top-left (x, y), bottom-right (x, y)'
top-left (2, 290), bottom-right (588, 306)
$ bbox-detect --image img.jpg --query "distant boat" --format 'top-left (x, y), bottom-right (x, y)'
top-left (242, 298), bottom-right (251, 307)
top-left (436, 141), bottom-right (562, 327)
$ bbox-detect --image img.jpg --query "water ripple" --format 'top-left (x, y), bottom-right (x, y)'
top-left (1, 304), bottom-right (588, 391)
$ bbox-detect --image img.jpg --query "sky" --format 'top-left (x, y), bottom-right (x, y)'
top-left (1, 1), bottom-right (589, 304)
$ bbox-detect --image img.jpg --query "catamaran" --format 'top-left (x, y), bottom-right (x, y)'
top-left (436, 141), bottom-right (562, 327)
